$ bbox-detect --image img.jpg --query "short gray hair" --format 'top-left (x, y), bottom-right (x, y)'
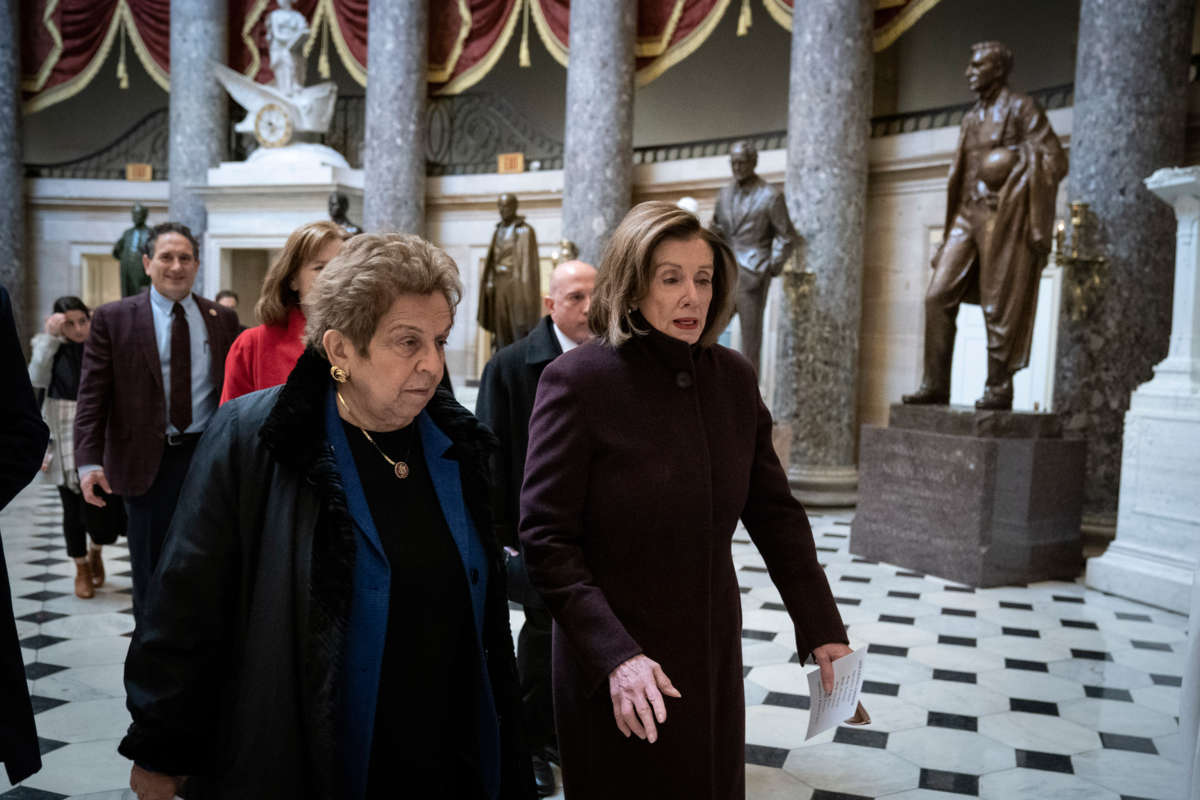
top-left (304, 233), bottom-right (462, 357)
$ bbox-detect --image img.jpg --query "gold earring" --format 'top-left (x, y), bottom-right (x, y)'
top-left (330, 365), bottom-right (349, 383)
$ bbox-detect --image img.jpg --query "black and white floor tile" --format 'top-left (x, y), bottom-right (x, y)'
top-left (2, 480), bottom-right (1189, 799)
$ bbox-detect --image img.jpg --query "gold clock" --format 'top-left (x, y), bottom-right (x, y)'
top-left (254, 103), bottom-right (293, 148)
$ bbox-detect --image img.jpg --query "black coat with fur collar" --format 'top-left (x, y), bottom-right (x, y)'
top-left (119, 349), bottom-right (533, 799)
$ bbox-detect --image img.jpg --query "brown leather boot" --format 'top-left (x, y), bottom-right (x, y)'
top-left (87, 545), bottom-right (105, 588)
top-left (74, 558), bottom-right (95, 599)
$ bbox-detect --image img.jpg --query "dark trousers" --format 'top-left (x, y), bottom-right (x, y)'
top-left (57, 486), bottom-right (124, 558)
top-left (735, 267), bottom-right (772, 375)
top-left (517, 600), bottom-right (556, 754)
top-left (124, 441), bottom-right (196, 628)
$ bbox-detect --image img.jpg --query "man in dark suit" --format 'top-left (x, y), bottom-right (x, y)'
top-left (476, 259), bottom-right (596, 796)
top-left (710, 140), bottom-right (797, 374)
top-left (75, 222), bottom-right (240, 627)
top-left (0, 285), bottom-right (51, 786)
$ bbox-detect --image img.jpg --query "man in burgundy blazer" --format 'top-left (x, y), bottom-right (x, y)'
top-left (74, 222), bottom-right (240, 626)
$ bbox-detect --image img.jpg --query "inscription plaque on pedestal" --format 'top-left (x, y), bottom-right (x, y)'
top-left (851, 405), bottom-right (1086, 587)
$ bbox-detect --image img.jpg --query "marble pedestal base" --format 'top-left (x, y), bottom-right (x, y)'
top-left (851, 404), bottom-right (1086, 587)
top-left (1085, 390), bottom-right (1200, 613)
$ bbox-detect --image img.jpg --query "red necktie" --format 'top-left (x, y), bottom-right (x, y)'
top-left (170, 302), bottom-right (192, 432)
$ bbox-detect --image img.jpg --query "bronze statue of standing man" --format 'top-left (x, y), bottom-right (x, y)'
top-left (113, 203), bottom-right (152, 297)
top-left (903, 41), bottom-right (1067, 410)
top-left (710, 140), bottom-right (796, 375)
top-left (479, 193), bottom-right (542, 350)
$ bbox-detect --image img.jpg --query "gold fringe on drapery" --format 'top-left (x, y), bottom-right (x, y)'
top-left (519, 0), bottom-right (532, 67)
top-left (116, 19), bottom-right (129, 88)
top-left (737, 0), bottom-right (753, 36)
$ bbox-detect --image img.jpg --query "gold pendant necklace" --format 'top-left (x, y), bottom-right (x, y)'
top-left (337, 390), bottom-right (412, 479)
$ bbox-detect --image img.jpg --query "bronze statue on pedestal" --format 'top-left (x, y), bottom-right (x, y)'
top-left (903, 41), bottom-right (1067, 411)
top-left (112, 203), bottom-right (152, 297)
top-left (478, 194), bottom-right (542, 351)
top-left (710, 140), bottom-right (796, 375)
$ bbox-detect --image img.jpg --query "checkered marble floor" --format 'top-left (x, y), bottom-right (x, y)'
top-left (3, 479), bottom-right (1190, 799)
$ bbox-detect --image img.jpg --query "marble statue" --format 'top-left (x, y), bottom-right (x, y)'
top-left (710, 140), bottom-right (797, 375)
top-left (112, 203), bottom-right (152, 298)
top-left (903, 41), bottom-right (1067, 411)
top-left (266, 0), bottom-right (309, 97)
top-left (478, 194), bottom-right (542, 350)
top-left (213, 3), bottom-right (337, 149)
top-left (328, 192), bottom-right (362, 235)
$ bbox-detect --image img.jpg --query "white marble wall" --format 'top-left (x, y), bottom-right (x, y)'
top-left (25, 179), bottom-right (169, 323)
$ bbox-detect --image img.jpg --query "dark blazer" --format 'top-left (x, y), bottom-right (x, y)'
top-left (475, 315), bottom-right (562, 548)
top-left (710, 174), bottom-right (796, 276)
top-left (120, 350), bottom-right (534, 799)
top-left (0, 285), bottom-right (50, 784)
top-left (74, 290), bottom-right (240, 496)
top-left (519, 325), bottom-right (847, 800)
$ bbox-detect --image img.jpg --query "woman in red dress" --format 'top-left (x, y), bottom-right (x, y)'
top-left (221, 220), bottom-right (349, 403)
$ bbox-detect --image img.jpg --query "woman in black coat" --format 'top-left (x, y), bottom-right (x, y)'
top-left (119, 234), bottom-right (533, 800)
top-left (519, 203), bottom-right (851, 799)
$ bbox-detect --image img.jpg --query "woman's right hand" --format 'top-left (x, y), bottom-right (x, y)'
top-left (608, 654), bottom-right (681, 744)
top-left (44, 312), bottom-right (66, 337)
top-left (129, 765), bottom-right (183, 800)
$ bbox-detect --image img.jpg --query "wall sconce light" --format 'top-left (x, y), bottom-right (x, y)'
top-left (1054, 201), bottom-right (1107, 322)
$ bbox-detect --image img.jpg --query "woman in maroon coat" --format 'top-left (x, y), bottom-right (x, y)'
top-left (519, 202), bottom-right (851, 799)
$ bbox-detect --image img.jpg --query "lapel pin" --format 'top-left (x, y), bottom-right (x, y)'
top-left (208, 308), bottom-right (217, 316)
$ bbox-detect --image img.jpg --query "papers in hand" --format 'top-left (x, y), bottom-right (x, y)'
top-left (804, 648), bottom-right (870, 740)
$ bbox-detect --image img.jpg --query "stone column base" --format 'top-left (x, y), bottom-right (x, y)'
top-left (1085, 388), bottom-right (1200, 614)
top-left (1086, 542), bottom-right (1194, 613)
top-left (850, 404), bottom-right (1086, 587)
top-left (788, 465), bottom-right (858, 507)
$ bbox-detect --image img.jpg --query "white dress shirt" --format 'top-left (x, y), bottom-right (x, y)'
top-left (552, 321), bottom-right (579, 355)
top-left (148, 286), bottom-right (217, 435)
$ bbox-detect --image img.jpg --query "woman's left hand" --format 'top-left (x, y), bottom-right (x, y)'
top-left (812, 642), bottom-right (854, 694)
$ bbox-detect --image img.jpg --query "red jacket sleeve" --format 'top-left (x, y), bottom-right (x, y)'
top-left (220, 330), bottom-right (256, 405)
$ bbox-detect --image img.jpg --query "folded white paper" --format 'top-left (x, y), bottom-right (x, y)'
top-left (804, 648), bottom-right (867, 740)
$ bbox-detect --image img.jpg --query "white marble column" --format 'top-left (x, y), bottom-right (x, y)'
top-left (1085, 167), bottom-right (1200, 613)
top-left (169, 0), bottom-right (228, 242)
top-left (362, 0), bottom-right (427, 235)
top-left (0, 0), bottom-right (25, 327)
top-left (561, 0), bottom-right (636, 264)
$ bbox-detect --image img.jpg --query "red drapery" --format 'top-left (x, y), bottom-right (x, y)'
top-left (762, 0), bottom-right (944, 51)
top-left (20, 0), bottom-right (939, 113)
top-left (530, 0), bottom-right (731, 86)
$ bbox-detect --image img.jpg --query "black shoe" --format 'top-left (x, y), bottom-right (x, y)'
top-left (532, 753), bottom-right (556, 797)
top-left (901, 385), bottom-right (949, 405)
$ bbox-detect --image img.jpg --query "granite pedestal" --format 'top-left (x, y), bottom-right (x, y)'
top-left (851, 404), bottom-right (1086, 587)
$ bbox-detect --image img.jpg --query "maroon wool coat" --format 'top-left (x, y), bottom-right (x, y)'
top-left (519, 326), bottom-right (847, 800)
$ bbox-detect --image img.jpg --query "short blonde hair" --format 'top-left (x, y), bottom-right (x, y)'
top-left (256, 221), bottom-right (349, 326)
top-left (589, 201), bottom-right (736, 349)
top-left (304, 233), bottom-right (462, 357)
